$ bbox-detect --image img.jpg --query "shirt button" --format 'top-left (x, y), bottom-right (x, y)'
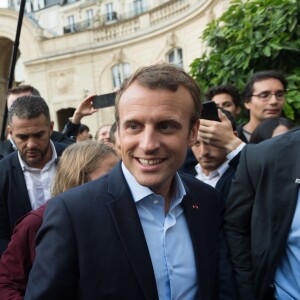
top-left (169, 266), bottom-right (174, 273)
top-left (153, 200), bottom-right (159, 205)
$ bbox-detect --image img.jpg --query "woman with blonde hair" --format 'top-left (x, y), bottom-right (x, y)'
top-left (0, 141), bottom-right (118, 300)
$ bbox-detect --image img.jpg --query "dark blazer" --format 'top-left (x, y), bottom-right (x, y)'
top-left (25, 163), bottom-right (236, 300)
top-left (215, 153), bottom-right (240, 203)
top-left (0, 131), bottom-right (74, 160)
top-left (0, 143), bottom-right (67, 255)
top-left (224, 128), bottom-right (300, 300)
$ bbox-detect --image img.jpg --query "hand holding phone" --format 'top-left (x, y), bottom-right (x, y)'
top-left (201, 101), bottom-right (220, 121)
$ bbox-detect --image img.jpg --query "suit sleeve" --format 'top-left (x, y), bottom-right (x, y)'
top-left (0, 167), bottom-right (10, 255)
top-left (24, 197), bottom-right (78, 300)
top-left (217, 194), bottom-right (238, 300)
top-left (223, 146), bottom-right (255, 300)
top-left (0, 212), bottom-right (42, 300)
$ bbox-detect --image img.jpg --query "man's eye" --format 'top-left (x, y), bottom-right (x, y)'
top-left (127, 123), bottom-right (140, 131)
top-left (194, 141), bottom-right (201, 147)
top-left (17, 135), bottom-right (28, 141)
top-left (276, 91), bottom-right (285, 97)
top-left (223, 103), bottom-right (232, 108)
top-left (259, 92), bottom-right (270, 99)
top-left (158, 122), bottom-right (177, 132)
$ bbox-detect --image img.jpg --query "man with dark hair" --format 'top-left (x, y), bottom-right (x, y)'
top-left (237, 70), bottom-right (287, 142)
top-left (1, 86), bottom-right (99, 159)
top-left (75, 124), bottom-right (90, 142)
top-left (0, 85), bottom-right (74, 159)
top-left (192, 109), bottom-right (239, 203)
top-left (0, 96), bottom-right (67, 255)
top-left (205, 85), bottom-right (241, 119)
top-left (26, 63), bottom-right (236, 300)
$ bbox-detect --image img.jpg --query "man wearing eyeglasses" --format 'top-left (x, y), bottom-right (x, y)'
top-left (236, 70), bottom-right (287, 142)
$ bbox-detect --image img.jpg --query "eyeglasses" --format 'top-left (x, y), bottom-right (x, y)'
top-left (251, 91), bottom-right (285, 101)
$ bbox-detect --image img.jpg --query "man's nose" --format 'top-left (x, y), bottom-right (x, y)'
top-left (269, 94), bottom-right (279, 104)
top-left (26, 137), bottom-right (37, 148)
top-left (201, 142), bottom-right (210, 156)
top-left (139, 127), bottom-right (160, 153)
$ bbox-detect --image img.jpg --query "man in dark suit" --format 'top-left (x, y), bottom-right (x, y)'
top-left (0, 85), bottom-right (74, 160)
top-left (224, 128), bottom-right (300, 300)
top-left (0, 96), bottom-right (67, 255)
top-left (0, 85), bottom-right (99, 159)
top-left (25, 64), bottom-right (236, 300)
top-left (191, 109), bottom-right (239, 202)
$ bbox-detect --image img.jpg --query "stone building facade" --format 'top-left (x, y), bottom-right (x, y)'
top-left (0, 0), bottom-right (230, 136)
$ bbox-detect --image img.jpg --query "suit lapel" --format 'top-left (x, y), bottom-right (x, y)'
top-left (106, 164), bottom-right (159, 300)
top-left (11, 153), bottom-right (32, 212)
top-left (182, 189), bottom-right (216, 300)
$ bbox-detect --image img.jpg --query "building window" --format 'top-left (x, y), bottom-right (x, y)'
top-left (133, 0), bottom-right (144, 15)
top-left (105, 2), bottom-right (117, 22)
top-left (67, 15), bottom-right (75, 32)
top-left (86, 9), bottom-right (93, 27)
top-left (112, 63), bottom-right (131, 89)
top-left (167, 48), bottom-right (183, 68)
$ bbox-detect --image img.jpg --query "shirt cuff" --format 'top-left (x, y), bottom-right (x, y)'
top-left (226, 142), bottom-right (246, 160)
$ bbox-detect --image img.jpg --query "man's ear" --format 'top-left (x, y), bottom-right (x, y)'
top-left (244, 101), bottom-right (251, 110)
top-left (188, 119), bottom-right (200, 147)
top-left (49, 121), bottom-right (54, 134)
top-left (7, 124), bottom-right (12, 136)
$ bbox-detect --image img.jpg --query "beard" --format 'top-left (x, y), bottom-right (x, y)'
top-left (21, 142), bottom-right (51, 168)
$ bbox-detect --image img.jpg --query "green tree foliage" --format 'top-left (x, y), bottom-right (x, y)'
top-left (190, 0), bottom-right (300, 121)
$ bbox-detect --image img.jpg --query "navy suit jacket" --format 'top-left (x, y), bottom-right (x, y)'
top-left (0, 143), bottom-right (67, 255)
top-left (25, 162), bottom-right (236, 300)
top-left (225, 128), bottom-right (300, 300)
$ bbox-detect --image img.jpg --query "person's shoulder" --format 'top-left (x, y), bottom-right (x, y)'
top-left (179, 172), bottom-right (218, 195)
top-left (13, 205), bottom-right (45, 236)
top-left (0, 150), bottom-right (18, 168)
top-left (51, 131), bottom-right (75, 145)
top-left (0, 140), bottom-right (13, 156)
top-left (55, 174), bottom-right (111, 206)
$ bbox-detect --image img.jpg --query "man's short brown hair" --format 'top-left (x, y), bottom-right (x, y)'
top-left (115, 63), bottom-right (202, 129)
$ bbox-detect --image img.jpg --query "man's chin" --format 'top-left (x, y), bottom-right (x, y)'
top-left (25, 157), bottom-right (42, 167)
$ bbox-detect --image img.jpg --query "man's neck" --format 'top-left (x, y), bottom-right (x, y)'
top-left (243, 119), bottom-right (261, 134)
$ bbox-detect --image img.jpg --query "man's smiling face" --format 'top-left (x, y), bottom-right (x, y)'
top-left (118, 81), bottom-right (198, 198)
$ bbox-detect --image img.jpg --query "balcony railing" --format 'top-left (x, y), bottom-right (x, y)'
top-left (63, 12), bottom-right (118, 34)
top-left (93, 0), bottom-right (191, 42)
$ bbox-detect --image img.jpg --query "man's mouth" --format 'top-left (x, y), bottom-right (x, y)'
top-left (138, 158), bottom-right (163, 166)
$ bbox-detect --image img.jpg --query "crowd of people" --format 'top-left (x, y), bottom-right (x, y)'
top-left (0, 63), bottom-right (298, 300)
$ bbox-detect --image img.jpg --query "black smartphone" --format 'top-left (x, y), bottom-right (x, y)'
top-left (201, 101), bottom-right (220, 121)
top-left (92, 92), bottom-right (116, 109)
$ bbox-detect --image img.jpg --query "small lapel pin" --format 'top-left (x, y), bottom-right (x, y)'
top-left (192, 204), bottom-right (199, 209)
top-left (295, 178), bottom-right (300, 184)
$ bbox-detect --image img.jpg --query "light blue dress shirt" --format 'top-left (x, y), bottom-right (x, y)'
top-left (274, 188), bottom-right (300, 299)
top-left (122, 163), bottom-right (198, 300)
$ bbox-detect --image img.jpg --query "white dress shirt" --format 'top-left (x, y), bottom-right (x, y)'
top-left (18, 141), bottom-right (58, 210)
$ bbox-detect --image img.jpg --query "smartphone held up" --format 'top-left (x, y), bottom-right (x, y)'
top-left (92, 93), bottom-right (116, 109)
